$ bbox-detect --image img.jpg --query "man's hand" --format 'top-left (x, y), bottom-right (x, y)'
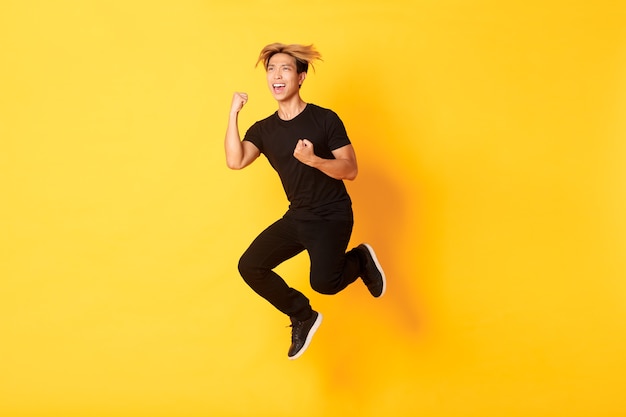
top-left (293, 139), bottom-right (316, 165)
top-left (230, 92), bottom-right (248, 115)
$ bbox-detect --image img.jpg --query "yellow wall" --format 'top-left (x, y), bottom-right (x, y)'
top-left (2, 1), bottom-right (626, 416)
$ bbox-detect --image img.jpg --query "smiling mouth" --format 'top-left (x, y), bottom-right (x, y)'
top-left (273, 83), bottom-right (286, 88)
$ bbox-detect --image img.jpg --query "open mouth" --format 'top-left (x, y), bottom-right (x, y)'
top-left (272, 83), bottom-right (286, 93)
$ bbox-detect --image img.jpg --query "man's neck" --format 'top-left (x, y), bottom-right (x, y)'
top-left (277, 97), bottom-right (307, 121)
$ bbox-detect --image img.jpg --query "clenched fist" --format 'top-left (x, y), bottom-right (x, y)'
top-left (230, 92), bottom-right (248, 115)
top-left (293, 139), bottom-right (316, 165)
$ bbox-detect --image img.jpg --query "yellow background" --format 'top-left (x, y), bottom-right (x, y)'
top-left (2, 1), bottom-right (626, 416)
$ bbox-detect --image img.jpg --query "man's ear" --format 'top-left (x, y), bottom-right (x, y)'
top-left (299, 71), bottom-right (307, 87)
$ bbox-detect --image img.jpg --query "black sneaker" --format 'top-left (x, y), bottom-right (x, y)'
top-left (357, 243), bottom-right (386, 297)
top-left (288, 311), bottom-right (322, 360)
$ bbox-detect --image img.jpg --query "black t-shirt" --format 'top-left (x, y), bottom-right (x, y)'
top-left (243, 104), bottom-right (353, 221)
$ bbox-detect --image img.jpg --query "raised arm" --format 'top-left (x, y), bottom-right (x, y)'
top-left (225, 92), bottom-right (260, 170)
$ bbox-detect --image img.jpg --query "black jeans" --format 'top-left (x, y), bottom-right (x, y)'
top-left (238, 214), bottom-right (362, 321)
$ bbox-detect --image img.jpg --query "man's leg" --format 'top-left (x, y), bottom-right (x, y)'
top-left (238, 217), bottom-right (324, 359)
top-left (238, 217), bottom-right (313, 321)
top-left (303, 220), bottom-right (386, 297)
top-left (301, 219), bottom-right (361, 295)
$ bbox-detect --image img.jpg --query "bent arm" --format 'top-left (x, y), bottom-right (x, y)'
top-left (295, 142), bottom-right (358, 181)
top-left (224, 93), bottom-right (260, 170)
top-left (224, 113), bottom-right (260, 170)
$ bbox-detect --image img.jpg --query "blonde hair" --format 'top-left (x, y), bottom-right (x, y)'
top-left (256, 43), bottom-right (322, 73)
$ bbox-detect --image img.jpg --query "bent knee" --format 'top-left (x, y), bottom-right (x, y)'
top-left (238, 253), bottom-right (256, 279)
top-left (311, 280), bottom-right (340, 295)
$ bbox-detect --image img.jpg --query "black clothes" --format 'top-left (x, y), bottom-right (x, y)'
top-left (238, 216), bottom-right (362, 321)
top-left (239, 104), bottom-right (363, 321)
top-left (243, 104), bottom-right (352, 221)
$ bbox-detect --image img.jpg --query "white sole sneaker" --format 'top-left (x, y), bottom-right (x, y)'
top-left (362, 243), bottom-right (387, 297)
top-left (288, 312), bottom-right (323, 360)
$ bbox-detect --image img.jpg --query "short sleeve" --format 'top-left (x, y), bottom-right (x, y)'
top-left (325, 110), bottom-right (351, 151)
top-left (243, 121), bottom-right (264, 154)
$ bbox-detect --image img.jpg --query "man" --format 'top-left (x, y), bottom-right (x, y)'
top-left (224, 43), bottom-right (386, 360)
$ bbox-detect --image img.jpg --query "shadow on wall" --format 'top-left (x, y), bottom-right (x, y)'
top-left (349, 160), bottom-right (424, 335)
top-left (310, 72), bottom-right (430, 406)
top-left (330, 70), bottom-right (427, 335)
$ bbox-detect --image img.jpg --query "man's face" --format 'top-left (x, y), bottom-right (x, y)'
top-left (266, 53), bottom-right (306, 102)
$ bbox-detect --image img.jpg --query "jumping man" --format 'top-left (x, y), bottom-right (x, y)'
top-left (224, 43), bottom-right (386, 359)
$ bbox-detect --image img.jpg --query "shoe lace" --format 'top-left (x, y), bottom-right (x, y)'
top-left (288, 321), bottom-right (303, 342)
